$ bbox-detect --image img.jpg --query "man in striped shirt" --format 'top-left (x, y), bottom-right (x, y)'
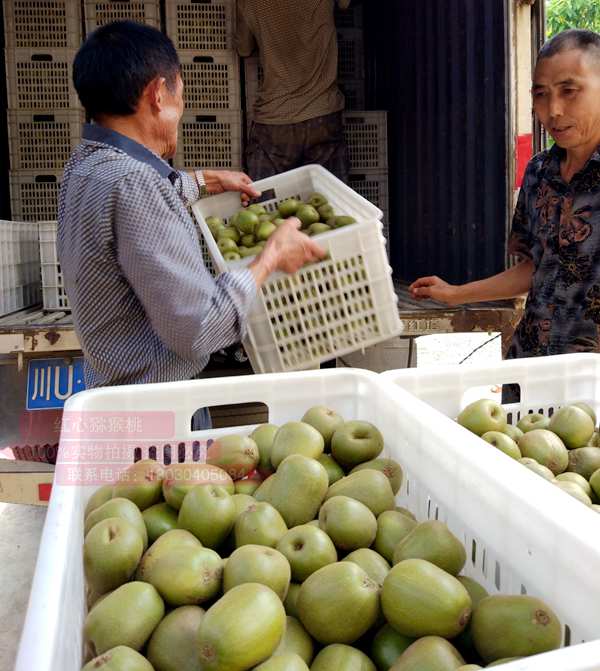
top-left (59, 21), bottom-right (324, 421)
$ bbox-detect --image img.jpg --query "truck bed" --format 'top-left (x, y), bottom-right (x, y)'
top-left (0, 306), bottom-right (77, 357)
top-left (394, 282), bottom-right (523, 338)
top-left (0, 285), bottom-right (523, 355)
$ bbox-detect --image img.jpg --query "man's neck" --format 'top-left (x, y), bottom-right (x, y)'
top-left (96, 115), bottom-right (165, 159)
top-left (561, 137), bottom-right (600, 182)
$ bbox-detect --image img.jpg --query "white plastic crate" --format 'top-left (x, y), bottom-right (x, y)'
top-left (174, 110), bottom-right (242, 170)
top-left (166, 0), bottom-right (235, 51)
top-left (348, 171), bottom-right (389, 244)
top-left (5, 48), bottom-right (80, 110)
top-left (10, 171), bottom-right (61, 222)
top-left (337, 27), bottom-right (365, 80)
top-left (382, 353), bottom-right (600, 426)
top-left (7, 110), bottom-right (83, 171)
top-left (192, 164), bottom-right (400, 373)
top-left (38, 221), bottom-right (70, 311)
top-left (83, 0), bottom-right (160, 32)
top-left (2, 0), bottom-right (82, 49)
top-left (179, 50), bottom-right (241, 111)
top-left (344, 111), bottom-right (388, 172)
top-left (0, 220), bottom-right (41, 317)
top-left (15, 367), bottom-right (600, 671)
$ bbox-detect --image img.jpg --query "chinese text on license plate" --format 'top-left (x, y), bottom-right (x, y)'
top-left (27, 357), bottom-right (86, 410)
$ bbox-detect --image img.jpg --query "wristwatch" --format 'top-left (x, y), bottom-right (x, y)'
top-left (194, 169), bottom-right (209, 198)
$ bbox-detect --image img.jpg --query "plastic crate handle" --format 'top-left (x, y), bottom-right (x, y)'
top-left (62, 370), bottom-right (381, 438)
top-left (33, 114), bottom-right (56, 123)
top-left (381, 353), bottom-right (600, 405)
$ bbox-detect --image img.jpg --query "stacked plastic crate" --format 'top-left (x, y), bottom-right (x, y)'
top-left (165, 0), bottom-right (240, 275)
top-left (335, 4), bottom-right (390, 252)
top-left (166, 0), bottom-right (241, 173)
top-left (2, 0), bottom-right (83, 312)
top-left (3, 0), bottom-right (83, 223)
top-left (335, 2), bottom-right (365, 111)
top-left (345, 112), bottom-right (390, 249)
top-left (83, 0), bottom-right (160, 32)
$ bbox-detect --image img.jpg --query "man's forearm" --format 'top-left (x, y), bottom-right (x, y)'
top-left (453, 260), bottom-right (534, 304)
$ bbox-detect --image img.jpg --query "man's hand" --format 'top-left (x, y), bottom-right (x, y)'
top-left (249, 218), bottom-right (327, 286)
top-left (409, 276), bottom-right (460, 305)
top-left (203, 169), bottom-right (261, 205)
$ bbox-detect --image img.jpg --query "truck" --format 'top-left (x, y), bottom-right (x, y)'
top-left (0, 0), bottom-right (544, 502)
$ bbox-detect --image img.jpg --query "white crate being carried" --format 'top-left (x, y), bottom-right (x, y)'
top-left (15, 367), bottom-right (600, 671)
top-left (193, 164), bottom-right (400, 373)
top-left (0, 219), bottom-right (41, 317)
top-left (38, 221), bottom-right (70, 311)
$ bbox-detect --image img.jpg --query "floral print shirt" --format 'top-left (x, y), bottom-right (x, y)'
top-left (507, 143), bottom-right (600, 359)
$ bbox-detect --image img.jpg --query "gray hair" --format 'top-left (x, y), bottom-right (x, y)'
top-left (538, 29), bottom-right (600, 65)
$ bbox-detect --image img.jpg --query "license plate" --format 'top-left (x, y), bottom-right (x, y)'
top-left (26, 357), bottom-right (86, 410)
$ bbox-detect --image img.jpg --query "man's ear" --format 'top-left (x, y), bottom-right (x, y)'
top-left (145, 76), bottom-right (166, 113)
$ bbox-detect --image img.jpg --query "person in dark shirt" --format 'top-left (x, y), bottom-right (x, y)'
top-left (410, 30), bottom-right (600, 369)
top-left (235, 0), bottom-right (350, 181)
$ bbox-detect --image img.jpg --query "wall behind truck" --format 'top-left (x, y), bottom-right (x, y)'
top-left (365, 0), bottom-right (509, 285)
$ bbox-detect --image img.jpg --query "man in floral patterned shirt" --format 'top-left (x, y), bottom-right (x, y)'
top-left (410, 29), bottom-right (600, 365)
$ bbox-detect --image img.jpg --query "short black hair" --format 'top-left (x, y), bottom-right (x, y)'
top-left (73, 21), bottom-right (180, 120)
top-left (538, 28), bottom-right (600, 65)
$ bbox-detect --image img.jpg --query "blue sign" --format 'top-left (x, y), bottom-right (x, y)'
top-left (27, 358), bottom-right (86, 410)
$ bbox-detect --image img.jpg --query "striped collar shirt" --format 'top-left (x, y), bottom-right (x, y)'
top-left (57, 123), bottom-right (256, 388)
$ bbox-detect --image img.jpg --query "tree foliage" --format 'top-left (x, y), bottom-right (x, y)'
top-left (547, 0), bottom-right (600, 38)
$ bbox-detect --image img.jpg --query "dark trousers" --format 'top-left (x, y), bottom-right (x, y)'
top-left (246, 110), bottom-right (350, 182)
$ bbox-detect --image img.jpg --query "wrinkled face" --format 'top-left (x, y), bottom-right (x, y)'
top-left (533, 48), bottom-right (600, 152)
top-left (157, 72), bottom-right (184, 159)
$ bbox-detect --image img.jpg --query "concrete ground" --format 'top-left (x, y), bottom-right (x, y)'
top-left (0, 503), bottom-right (46, 671)
top-left (0, 332), bottom-right (503, 671)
